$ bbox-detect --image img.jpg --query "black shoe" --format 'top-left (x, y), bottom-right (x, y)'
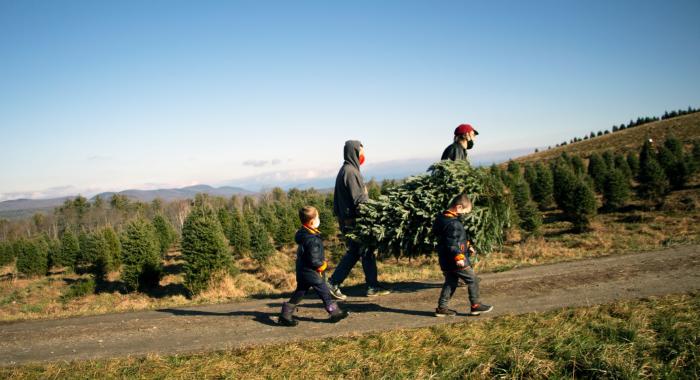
top-left (278, 302), bottom-right (298, 326)
top-left (328, 283), bottom-right (347, 300)
top-left (435, 307), bottom-right (457, 317)
top-left (470, 303), bottom-right (493, 316)
top-left (278, 315), bottom-right (298, 326)
top-left (366, 285), bottom-right (391, 297)
top-left (329, 309), bottom-right (349, 323)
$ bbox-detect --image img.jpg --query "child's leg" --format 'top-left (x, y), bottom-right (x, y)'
top-left (456, 268), bottom-right (480, 305)
top-left (288, 284), bottom-right (309, 305)
top-left (437, 272), bottom-right (459, 309)
top-left (310, 278), bottom-right (337, 313)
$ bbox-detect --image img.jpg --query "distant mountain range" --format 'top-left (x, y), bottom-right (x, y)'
top-left (91, 184), bottom-right (253, 203)
top-left (0, 185), bottom-right (253, 220)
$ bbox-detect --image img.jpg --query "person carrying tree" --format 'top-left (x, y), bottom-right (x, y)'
top-left (441, 123), bottom-right (479, 161)
top-left (327, 140), bottom-right (391, 299)
top-left (433, 193), bottom-right (493, 317)
top-left (278, 206), bottom-right (348, 326)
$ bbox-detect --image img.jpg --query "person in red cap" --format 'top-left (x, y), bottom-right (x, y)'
top-left (441, 124), bottom-right (479, 161)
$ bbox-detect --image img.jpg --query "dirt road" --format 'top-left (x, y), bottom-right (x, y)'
top-left (1, 245), bottom-right (699, 366)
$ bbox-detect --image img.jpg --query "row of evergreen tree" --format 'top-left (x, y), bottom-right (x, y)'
top-left (497, 137), bottom-right (700, 236)
top-left (551, 106), bottom-right (698, 149)
top-left (0, 188), bottom-right (338, 294)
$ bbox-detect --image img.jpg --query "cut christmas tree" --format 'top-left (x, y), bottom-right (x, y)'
top-left (349, 160), bottom-right (513, 258)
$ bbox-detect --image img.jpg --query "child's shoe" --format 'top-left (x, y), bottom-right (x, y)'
top-left (278, 302), bottom-right (298, 326)
top-left (327, 303), bottom-right (349, 323)
top-left (470, 303), bottom-right (493, 316)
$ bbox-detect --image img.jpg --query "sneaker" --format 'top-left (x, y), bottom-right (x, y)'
top-left (470, 303), bottom-right (493, 316)
top-left (435, 307), bottom-right (457, 317)
top-left (328, 283), bottom-right (347, 300)
top-left (366, 285), bottom-right (391, 297)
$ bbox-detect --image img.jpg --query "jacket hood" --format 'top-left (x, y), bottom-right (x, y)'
top-left (343, 140), bottom-right (363, 169)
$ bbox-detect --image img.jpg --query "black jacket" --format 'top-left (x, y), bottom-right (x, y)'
top-left (433, 211), bottom-right (471, 272)
top-left (441, 142), bottom-right (469, 161)
top-left (295, 226), bottom-right (326, 274)
top-left (333, 140), bottom-right (369, 221)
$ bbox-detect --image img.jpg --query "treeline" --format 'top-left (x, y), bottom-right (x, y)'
top-left (550, 106), bottom-right (699, 149)
top-left (497, 137), bottom-right (700, 235)
top-left (0, 187), bottom-right (341, 293)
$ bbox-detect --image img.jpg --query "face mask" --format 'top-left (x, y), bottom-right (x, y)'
top-left (359, 153), bottom-right (366, 165)
top-left (312, 217), bottom-right (321, 229)
top-left (467, 140), bottom-right (474, 150)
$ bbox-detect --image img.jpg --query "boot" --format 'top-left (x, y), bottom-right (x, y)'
top-left (326, 302), bottom-right (349, 323)
top-left (279, 302), bottom-right (298, 326)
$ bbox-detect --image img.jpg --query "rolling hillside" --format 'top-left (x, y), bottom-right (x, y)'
top-left (514, 112), bottom-right (700, 164)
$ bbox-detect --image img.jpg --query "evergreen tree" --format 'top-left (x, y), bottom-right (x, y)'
top-left (523, 164), bottom-right (537, 188)
top-left (627, 152), bottom-right (640, 177)
top-left (351, 160), bottom-right (512, 257)
top-left (75, 231), bottom-right (93, 271)
top-left (248, 214), bottom-right (275, 263)
top-left (314, 200), bottom-right (338, 240)
top-left (658, 136), bottom-right (691, 190)
top-left (552, 160), bottom-right (578, 212)
top-left (228, 207), bottom-right (251, 256)
top-left (506, 160), bottom-right (521, 178)
top-left (101, 226), bottom-right (122, 268)
top-left (637, 141), bottom-right (669, 201)
top-left (602, 151), bottom-right (615, 169)
top-left (46, 237), bottom-right (61, 270)
top-left (83, 230), bottom-right (112, 282)
top-left (570, 155), bottom-right (585, 177)
top-left (181, 204), bottom-right (232, 295)
top-left (153, 214), bottom-right (177, 256)
top-left (614, 153), bottom-right (632, 180)
top-left (273, 203), bottom-right (297, 247)
top-left (56, 230), bottom-right (80, 269)
top-left (512, 178), bottom-right (541, 235)
top-left (569, 181), bottom-right (597, 232)
top-left (531, 162), bottom-right (554, 210)
top-left (15, 238), bottom-right (49, 277)
top-left (603, 169), bottom-right (631, 211)
top-left (587, 153), bottom-right (609, 192)
top-left (0, 241), bottom-right (15, 267)
top-left (121, 218), bottom-right (162, 292)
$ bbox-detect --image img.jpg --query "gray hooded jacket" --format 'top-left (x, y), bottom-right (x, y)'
top-left (333, 140), bottom-right (369, 222)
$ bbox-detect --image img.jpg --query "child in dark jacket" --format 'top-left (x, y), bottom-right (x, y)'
top-left (433, 193), bottom-right (493, 317)
top-left (278, 206), bottom-right (349, 326)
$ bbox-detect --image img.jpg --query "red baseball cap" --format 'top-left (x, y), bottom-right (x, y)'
top-left (454, 124), bottom-right (479, 136)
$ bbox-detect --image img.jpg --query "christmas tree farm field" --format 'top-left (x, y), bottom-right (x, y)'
top-left (1, 197), bottom-right (698, 323)
top-left (5, 292), bottom-right (699, 379)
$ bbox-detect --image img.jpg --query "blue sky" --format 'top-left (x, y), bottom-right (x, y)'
top-left (1, 0), bottom-right (699, 200)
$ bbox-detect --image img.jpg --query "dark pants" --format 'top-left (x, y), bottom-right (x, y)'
top-left (438, 268), bottom-right (480, 308)
top-left (328, 226), bottom-right (379, 288)
top-left (288, 270), bottom-right (335, 311)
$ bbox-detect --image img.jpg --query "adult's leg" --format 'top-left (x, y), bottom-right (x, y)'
top-left (328, 237), bottom-right (362, 286)
top-left (456, 268), bottom-right (480, 305)
top-left (437, 272), bottom-right (459, 309)
top-left (360, 246), bottom-right (379, 288)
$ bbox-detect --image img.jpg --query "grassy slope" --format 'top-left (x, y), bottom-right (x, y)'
top-left (3, 293), bottom-right (698, 379)
top-left (514, 112), bottom-right (700, 164)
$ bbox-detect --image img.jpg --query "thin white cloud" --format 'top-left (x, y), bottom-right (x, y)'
top-left (242, 158), bottom-right (284, 168)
